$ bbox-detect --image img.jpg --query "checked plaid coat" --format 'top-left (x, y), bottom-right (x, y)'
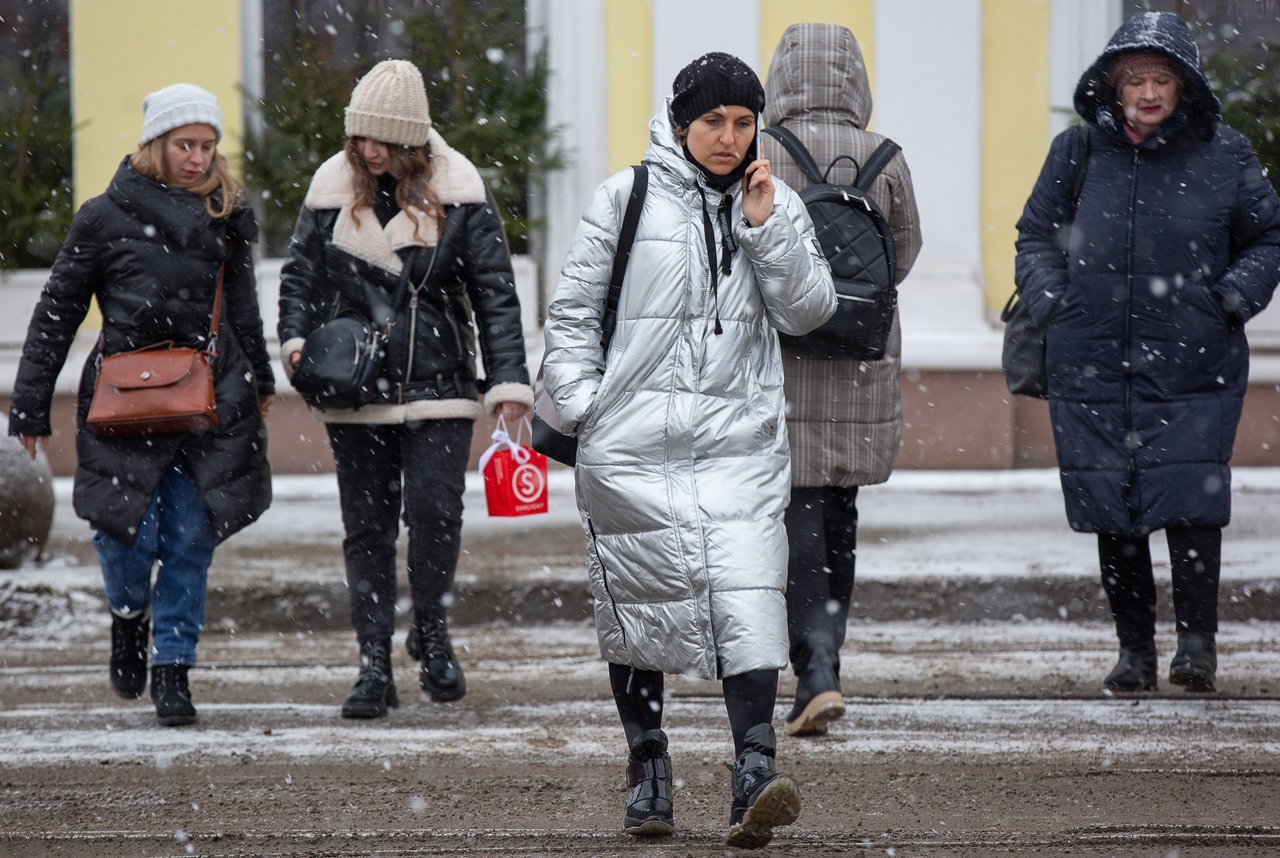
top-left (764, 23), bottom-right (923, 487)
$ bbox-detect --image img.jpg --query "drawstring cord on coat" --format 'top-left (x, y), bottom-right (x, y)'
top-left (697, 188), bottom-right (738, 336)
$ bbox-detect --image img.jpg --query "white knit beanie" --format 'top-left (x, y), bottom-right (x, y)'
top-left (139, 83), bottom-right (223, 145)
top-left (345, 60), bottom-right (432, 146)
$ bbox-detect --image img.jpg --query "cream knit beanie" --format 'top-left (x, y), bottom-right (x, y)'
top-left (139, 83), bottom-right (223, 145)
top-left (345, 60), bottom-right (432, 146)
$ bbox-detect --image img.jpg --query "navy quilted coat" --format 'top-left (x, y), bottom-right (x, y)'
top-left (1015, 12), bottom-right (1280, 537)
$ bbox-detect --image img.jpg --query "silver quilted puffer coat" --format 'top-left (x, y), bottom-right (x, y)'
top-left (543, 102), bottom-right (836, 680)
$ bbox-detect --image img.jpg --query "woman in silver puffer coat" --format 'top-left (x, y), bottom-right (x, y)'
top-left (543, 53), bottom-right (834, 849)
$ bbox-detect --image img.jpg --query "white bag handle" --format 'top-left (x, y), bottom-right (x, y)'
top-left (478, 416), bottom-right (533, 472)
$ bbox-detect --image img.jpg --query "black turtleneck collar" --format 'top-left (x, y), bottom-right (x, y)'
top-left (373, 172), bottom-right (399, 227)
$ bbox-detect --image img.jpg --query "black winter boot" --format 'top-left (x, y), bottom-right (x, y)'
top-left (1169, 631), bottom-right (1217, 692)
top-left (341, 638), bottom-right (399, 719)
top-left (416, 614), bottom-right (466, 702)
top-left (725, 724), bottom-right (801, 849)
top-left (784, 654), bottom-right (844, 737)
top-left (1103, 639), bottom-right (1158, 692)
top-left (109, 609), bottom-right (149, 699)
top-left (150, 664), bottom-right (197, 727)
top-left (624, 728), bottom-right (675, 835)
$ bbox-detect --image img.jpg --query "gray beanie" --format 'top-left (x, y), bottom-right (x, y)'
top-left (345, 60), bottom-right (432, 147)
top-left (139, 83), bottom-right (223, 145)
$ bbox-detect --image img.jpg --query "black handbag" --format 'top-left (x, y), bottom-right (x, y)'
top-left (532, 165), bottom-right (648, 466)
top-left (291, 247), bottom-right (431, 408)
top-left (1000, 292), bottom-right (1046, 398)
top-left (1003, 125), bottom-right (1090, 399)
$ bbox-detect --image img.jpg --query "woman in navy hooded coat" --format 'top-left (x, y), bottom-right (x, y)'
top-left (1015, 12), bottom-right (1280, 694)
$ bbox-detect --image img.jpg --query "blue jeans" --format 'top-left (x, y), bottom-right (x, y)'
top-left (93, 461), bottom-right (216, 666)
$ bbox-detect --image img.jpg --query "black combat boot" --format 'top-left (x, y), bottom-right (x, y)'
top-left (416, 614), bottom-right (466, 703)
top-left (1169, 631), bottom-right (1217, 693)
top-left (109, 609), bottom-right (149, 699)
top-left (623, 728), bottom-right (675, 836)
top-left (784, 653), bottom-right (844, 737)
top-left (150, 664), bottom-right (197, 727)
top-left (1103, 639), bottom-right (1158, 692)
top-left (341, 638), bottom-right (399, 719)
top-left (725, 724), bottom-right (801, 849)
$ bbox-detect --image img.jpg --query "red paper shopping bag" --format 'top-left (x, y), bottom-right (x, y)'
top-left (480, 419), bottom-right (548, 517)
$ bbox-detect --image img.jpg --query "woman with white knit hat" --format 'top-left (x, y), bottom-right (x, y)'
top-left (278, 60), bottom-right (533, 718)
top-left (10, 82), bottom-right (276, 727)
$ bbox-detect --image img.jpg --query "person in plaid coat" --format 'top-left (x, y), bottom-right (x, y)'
top-left (763, 23), bottom-right (923, 736)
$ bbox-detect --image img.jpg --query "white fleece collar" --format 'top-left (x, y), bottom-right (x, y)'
top-left (303, 128), bottom-right (487, 275)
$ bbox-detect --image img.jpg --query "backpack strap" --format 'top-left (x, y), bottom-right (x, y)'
top-left (600, 164), bottom-right (649, 352)
top-left (762, 126), bottom-right (825, 186)
top-left (853, 139), bottom-right (901, 191)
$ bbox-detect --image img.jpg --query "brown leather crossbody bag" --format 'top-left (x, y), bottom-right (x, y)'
top-left (86, 262), bottom-right (224, 437)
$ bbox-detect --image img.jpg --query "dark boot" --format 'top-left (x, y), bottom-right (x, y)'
top-left (1103, 640), bottom-right (1158, 692)
top-left (416, 614), bottom-right (466, 703)
top-left (725, 724), bottom-right (801, 849)
top-left (784, 654), bottom-right (844, 737)
top-left (623, 728), bottom-right (675, 835)
top-left (341, 638), bottom-right (399, 719)
top-left (1169, 631), bottom-right (1217, 693)
top-left (150, 664), bottom-right (197, 727)
top-left (109, 609), bottom-right (149, 699)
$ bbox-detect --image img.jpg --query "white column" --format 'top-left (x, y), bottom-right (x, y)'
top-left (650, 0), bottom-right (760, 117)
top-left (874, 0), bottom-right (982, 276)
top-left (1049, 0), bottom-right (1122, 138)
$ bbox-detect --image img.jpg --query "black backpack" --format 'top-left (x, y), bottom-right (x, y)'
top-left (763, 125), bottom-right (900, 361)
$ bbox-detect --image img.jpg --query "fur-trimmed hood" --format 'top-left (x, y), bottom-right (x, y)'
top-left (303, 128), bottom-right (487, 275)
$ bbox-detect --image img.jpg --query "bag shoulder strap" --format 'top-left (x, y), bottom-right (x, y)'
top-left (762, 126), bottom-right (825, 186)
top-left (1008, 125), bottom-right (1091, 306)
top-left (1070, 124), bottom-right (1090, 213)
top-left (853, 139), bottom-right (901, 191)
top-left (600, 164), bottom-right (648, 351)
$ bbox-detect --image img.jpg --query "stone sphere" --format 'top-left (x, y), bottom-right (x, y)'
top-left (0, 416), bottom-right (55, 569)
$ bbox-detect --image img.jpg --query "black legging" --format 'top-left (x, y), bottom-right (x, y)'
top-left (609, 662), bottom-right (778, 758)
top-left (1098, 525), bottom-right (1221, 647)
top-left (784, 486), bottom-right (858, 673)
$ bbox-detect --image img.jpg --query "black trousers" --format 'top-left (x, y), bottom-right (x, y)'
top-left (1098, 525), bottom-right (1222, 647)
top-left (609, 662), bottom-right (778, 759)
top-left (784, 485), bottom-right (858, 674)
top-left (326, 419), bottom-right (473, 644)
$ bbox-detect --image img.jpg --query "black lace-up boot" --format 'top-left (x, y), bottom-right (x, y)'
top-left (341, 638), bottom-right (399, 719)
top-left (725, 724), bottom-right (801, 849)
top-left (1103, 639), bottom-right (1158, 692)
top-left (624, 728), bottom-right (675, 835)
top-left (110, 609), bottom-right (150, 699)
top-left (151, 664), bottom-right (197, 727)
top-left (416, 614), bottom-right (466, 702)
top-left (1169, 631), bottom-right (1217, 692)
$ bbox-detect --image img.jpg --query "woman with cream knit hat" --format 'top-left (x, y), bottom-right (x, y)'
top-left (11, 82), bottom-right (275, 727)
top-left (278, 60), bottom-right (533, 718)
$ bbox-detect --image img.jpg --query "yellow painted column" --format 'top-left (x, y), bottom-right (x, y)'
top-left (759, 0), bottom-right (875, 89)
top-left (604, 1), bottom-right (654, 173)
top-left (981, 0), bottom-right (1051, 314)
top-left (70, 0), bottom-right (243, 206)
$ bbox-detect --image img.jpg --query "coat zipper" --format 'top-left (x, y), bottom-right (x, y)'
top-left (586, 515), bottom-right (628, 650)
top-left (401, 245), bottom-right (439, 403)
top-left (1124, 147), bottom-right (1140, 522)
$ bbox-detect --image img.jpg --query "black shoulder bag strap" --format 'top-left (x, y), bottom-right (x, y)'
top-left (853, 139), bottom-right (902, 191)
top-left (762, 125), bottom-right (825, 185)
top-left (600, 164), bottom-right (649, 353)
top-left (1003, 124), bottom-right (1091, 321)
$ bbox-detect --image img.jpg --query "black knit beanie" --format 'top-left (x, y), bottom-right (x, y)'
top-left (670, 52), bottom-right (766, 129)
